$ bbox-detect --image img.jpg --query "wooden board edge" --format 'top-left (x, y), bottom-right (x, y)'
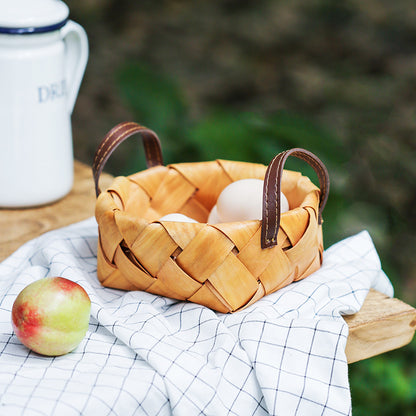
top-left (345, 290), bottom-right (416, 363)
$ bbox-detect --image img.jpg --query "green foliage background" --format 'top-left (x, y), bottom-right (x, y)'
top-left (70, 1), bottom-right (416, 413)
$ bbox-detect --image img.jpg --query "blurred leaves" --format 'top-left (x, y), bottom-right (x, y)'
top-left (116, 63), bottom-right (194, 173)
top-left (117, 63), bottom-right (188, 136)
top-left (350, 342), bottom-right (416, 416)
top-left (189, 111), bottom-right (258, 162)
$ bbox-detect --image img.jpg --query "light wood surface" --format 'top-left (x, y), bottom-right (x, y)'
top-left (0, 161), bottom-right (113, 261)
top-left (0, 160), bottom-right (415, 363)
top-left (345, 289), bottom-right (416, 363)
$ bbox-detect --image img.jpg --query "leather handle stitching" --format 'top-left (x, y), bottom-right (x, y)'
top-left (267, 151), bottom-right (285, 244)
top-left (262, 148), bottom-right (329, 249)
top-left (93, 126), bottom-right (140, 194)
top-left (92, 122), bottom-right (136, 173)
top-left (263, 151), bottom-right (286, 244)
top-left (92, 122), bottom-right (163, 196)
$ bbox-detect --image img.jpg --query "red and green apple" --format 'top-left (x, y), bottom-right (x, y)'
top-left (11, 277), bottom-right (91, 356)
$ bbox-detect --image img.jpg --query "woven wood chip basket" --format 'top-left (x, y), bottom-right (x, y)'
top-left (93, 122), bottom-right (330, 313)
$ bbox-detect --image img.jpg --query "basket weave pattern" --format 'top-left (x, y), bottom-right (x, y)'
top-left (95, 147), bottom-right (325, 313)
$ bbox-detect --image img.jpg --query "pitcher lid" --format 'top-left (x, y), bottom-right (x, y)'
top-left (0, 0), bottom-right (69, 34)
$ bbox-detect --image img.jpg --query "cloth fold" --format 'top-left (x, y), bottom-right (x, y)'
top-left (0, 218), bottom-right (393, 416)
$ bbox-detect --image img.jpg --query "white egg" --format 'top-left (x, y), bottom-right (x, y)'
top-left (217, 179), bottom-right (263, 222)
top-left (207, 205), bottom-right (220, 224)
top-left (216, 178), bottom-right (290, 223)
top-left (280, 192), bottom-right (289, 214)
top-left (158, 213), bottom-right (198, 223)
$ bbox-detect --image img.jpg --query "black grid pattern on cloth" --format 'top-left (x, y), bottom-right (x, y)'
top-left (0, 218), bottom-right (393, 416)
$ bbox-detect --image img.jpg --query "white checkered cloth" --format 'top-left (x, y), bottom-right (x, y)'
top-left (0, 218), bottom-right (393, 416)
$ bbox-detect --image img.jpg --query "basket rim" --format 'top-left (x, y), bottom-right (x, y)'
top-left (99, 158), bottom-right (320, 227)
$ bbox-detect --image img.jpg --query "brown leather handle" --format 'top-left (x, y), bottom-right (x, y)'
top-left (92, 121), bottom-right (163, 196)
top-left (261, 148), bottom-right (329, 249)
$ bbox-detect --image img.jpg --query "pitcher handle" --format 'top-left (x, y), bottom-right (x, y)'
top-left (60, 20), bottom-right (89, 114)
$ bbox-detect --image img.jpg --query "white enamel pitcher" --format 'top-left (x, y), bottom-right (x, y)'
top-left (0, 0), bottom-right (88, 207)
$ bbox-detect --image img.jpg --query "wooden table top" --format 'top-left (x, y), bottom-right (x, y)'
top-left (1, 160), bottom-right (415, 363)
